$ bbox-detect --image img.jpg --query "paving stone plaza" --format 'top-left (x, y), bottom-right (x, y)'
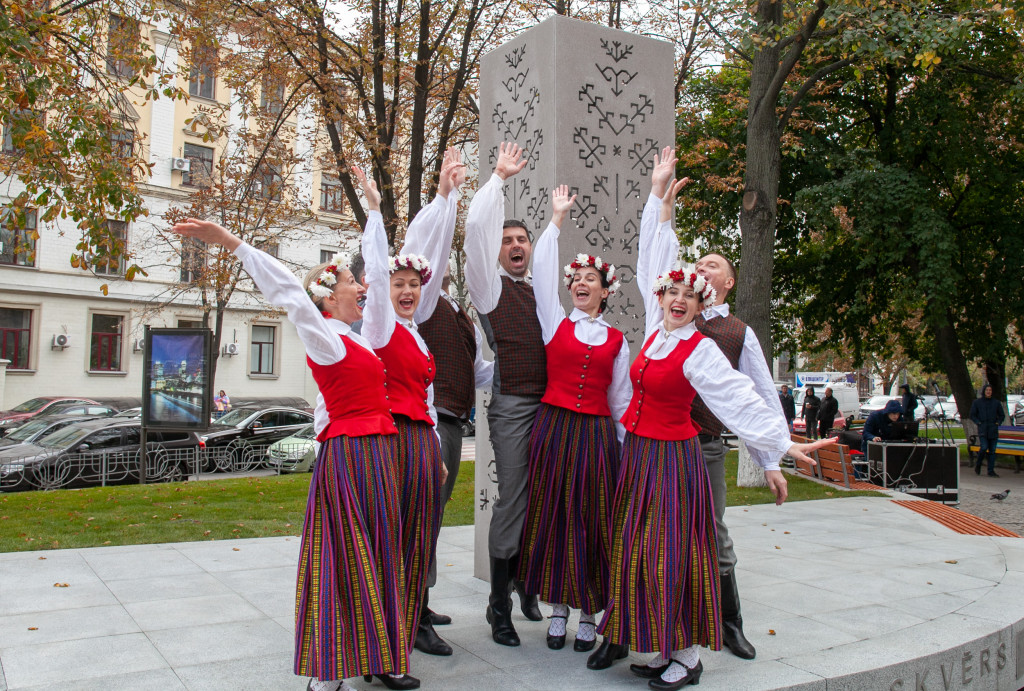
top-left (2, 490), bottom-right (1023, 690)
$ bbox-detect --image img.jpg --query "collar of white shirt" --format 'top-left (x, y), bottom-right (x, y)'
top-left (661, 321), bottom-right (699, 342)
top-left (569, 307), bottom-right (610, 328)
top-left (397, 315), bottom-right (417, 331)
top-left (441, 289), bottom-right (460, 310)
top-left (498, 266), bottom-right (532, 284)
top-left (702, 302), bottom-right (730, 320)
top-left (326, 318), bottom-right (351, 336)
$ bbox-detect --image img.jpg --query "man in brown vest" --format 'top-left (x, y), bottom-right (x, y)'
top-left (692, 252), bottom-right (791, 661)
top-left (465, 142), bottom-right (547, 646)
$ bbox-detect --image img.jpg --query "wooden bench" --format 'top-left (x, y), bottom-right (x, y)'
top-left (968, 425), bottom-right (1024, 459)
top-left (791, 434), bottom-right (879, 490)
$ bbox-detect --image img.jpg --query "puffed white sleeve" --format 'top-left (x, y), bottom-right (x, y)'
top-left (607, 333), bottom-right (632, 443)
top-left (464, 174), bottom-right (506, 315)
top-left (738, 326), bottom-right (789, 471)
top-left (233, 243), bottom-right (345, 366)
top-left (404, 189), bottom-right (460, 325)
top-left (636, 193), bottom-right (676, 340)
top-left (473, 324), bottom-right (494, 391)
top-left (683, 339), bottom-right (792, 461)
top-left (533, 221), bottom-right (567, 343)
top-left (360, 210), bottom-right (397, 349)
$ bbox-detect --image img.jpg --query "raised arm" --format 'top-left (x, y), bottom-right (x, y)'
top-left (352, 166), bottom-right (396, 349)
top-left (171, 219), bottom-right (344, 366)
top-left (464, 142), bottom-right (527, 314)
top-left (640, 148), bottom-right (689, 338)
top-left (534, 185), bottom-right (576, 343)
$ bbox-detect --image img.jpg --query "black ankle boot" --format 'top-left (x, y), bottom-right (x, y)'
top-left (507, 553), bottom-right (543, 621)
top-left (720, 572), bottom-right (756, 660)
top-left (586, 638), bottom-right (628, 670)
top-left (485, 556), bottom-right (520, 646)
top-left (414, 590), bottom-right (453, 656)
top-left (363, 674), bottom-right (420, 689)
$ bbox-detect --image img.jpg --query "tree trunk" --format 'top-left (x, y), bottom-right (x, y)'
top-left (930, 316), bottom-right (975, 423)
top-left (406, 0), bottom-right (433, 219)
top-left (736, 441), bottom-right (767, 488)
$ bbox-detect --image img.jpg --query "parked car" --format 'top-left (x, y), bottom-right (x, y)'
top-left (36, 403), bottom-right (119, 419)
top-left (110, 407), bottom-right (142, 419)
top-left (0, 419), bottom-right (201, 492)
top-left (1014, 397), bottom-right (1024, 426)
top-left (0, 397), bottom-right (101, 436)
top-left (266, 423), bottom-right (317, 473)
top-left (932, 396), bottom-right (960, 422)
top-left (199, 407), bottom-right (314, 472)
top-left (858, 395), bottom-right (927, 421)
top-left (0, 415), bottom-right (103, 451)
top-left (791, 386), bottom-right (858, 433)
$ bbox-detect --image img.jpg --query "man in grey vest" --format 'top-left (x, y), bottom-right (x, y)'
top-left (692, 253), bottom-right (791, 660)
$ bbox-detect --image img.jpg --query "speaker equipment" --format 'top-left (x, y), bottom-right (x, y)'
top-left (866, 441), bottom-right (959, 504)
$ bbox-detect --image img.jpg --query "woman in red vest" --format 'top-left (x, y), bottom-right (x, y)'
top-left (516, 185), bottom-right (631, 653)
top-left (352, 162), bottom-right (458, 682)
top-left (169, 221), bottom-right (408, 691)
top-left (586, 148), bottom-right (832, 690)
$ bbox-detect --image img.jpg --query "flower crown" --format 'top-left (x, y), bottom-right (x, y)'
top-left (652, 262), bottom-right (717, 304)
top-left (307, 252), bottom-right (352, 300)
top-left (563, 253), bottom-right (622, 295)
top-left (388, 253), bottom-right (432, 284)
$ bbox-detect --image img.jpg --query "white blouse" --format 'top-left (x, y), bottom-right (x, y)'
top-left (533, 219), bottom-right (631, 440)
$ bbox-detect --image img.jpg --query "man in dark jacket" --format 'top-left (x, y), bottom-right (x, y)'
top-left (862, 400), bottom-right (904, 454)
top-left (779, 385), bottom-right (796, 431)
top-left (802, 387), bottom-right (821, 439)
top-left (970, 385), bottom-right (1005, 477)
top-left (900, 384), bottom-right (918, 421)
top-left (818, 387), bottom-right (839, 439)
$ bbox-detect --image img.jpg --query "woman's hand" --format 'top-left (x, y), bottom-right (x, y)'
top-left (650, 145), bottom-right (677, 198)
top-left (786, 436), bottom-right (836, 467)
top-left (658, 176), bottom-right (690, 223)
top-left (550, 184), bottom-right (577, 228)
top-left (437, 147), bottom-right (466, 199)
top-left (170, 218), bottom-right (241, 252)
top-left (351, 166), bottom-right (381, 212)
top-left (440, 462), bottom-right (449, 486)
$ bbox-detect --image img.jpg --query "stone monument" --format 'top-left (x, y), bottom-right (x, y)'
top-left (473, 16), bottom-right (675, 577)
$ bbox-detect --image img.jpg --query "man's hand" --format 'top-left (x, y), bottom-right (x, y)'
top-left (351, 166), bottom-right (381, 212)
top-left (440, 462), bottom-right (449, 486)
top-left (651, 145), bottom-right (678, 198)
top-left (764, 469), bottom-right (788, 506)
top-left (786, 436), bottom-right (836, 466)
top-left (170, 218), bottom-right (241, 252)
top-left (494, 141), bottom-right (528, 181)
top-left (550, 184), bottom-right (577, 228)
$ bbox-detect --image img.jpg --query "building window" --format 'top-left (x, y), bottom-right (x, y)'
top-left (90, 314), bottom-right (123, 372)
top-left (261, 79), bottom-right (286, 116)
top-left (256, 164), bottom-right (282, 201)
top-left (320, 175), bottom-right (344, 213)
top-left (179, 237), bottom-right (206, 282)
top-left (177, 319), bottom-right (202, 328)
top-left (2, 109), bottom-right (43, 155)
top-left (188, 47), bottom-right (217, 100)
top-left (110, 128), bottom-right (134, 159)
top-left (320, 248), bottom-right (336, 264)
top-left (106, 13), bottom-right (139, 79)
top-left (0, 209), bottom-right (37, 267)
top-left (0, 307), bottom-right (32, 370)
top-left (182, 143), bottom-right (214, 188)
top-left (250, 325), bottom-right (275, 375)
top-left (94, 220), bottom-right (127, 276)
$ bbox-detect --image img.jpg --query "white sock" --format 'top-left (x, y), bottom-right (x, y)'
top-left (548, 604), bottom-right (569, 636)
top-left (646, 653), bottom-right (668, 668)
top-left (576, 611), bottom-right (596, 641)
top-left (671, 645), bottom-right (700, 668)
top-left (308, 680), bottom-right (341, 691)
top-left (660, 661), bottom-right (689, 683)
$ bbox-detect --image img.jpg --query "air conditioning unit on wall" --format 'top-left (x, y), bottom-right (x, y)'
top-left (171, 157), bottom-right (191, 172)
top-left (52, 333), bottom-right (70, 349)
top-left (133, 338), bottom-right (146, 353)
top-left (222, 342), bottom-right (240, 356)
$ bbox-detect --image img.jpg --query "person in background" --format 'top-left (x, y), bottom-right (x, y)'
top-left (970, 384), bottom-right (1005, 477)
top-left (802, 386), bottom-right (821, 440)
top-left (862, 400), bottom-right (903, 452)
top-left (899, 384), bottom-right (918, 421)
top-left (214, 390), bottom-right (231, 418)
top-left (779, 385), bottom-right (795, 432)
top-left (818, 387), bottom-right (839, 439)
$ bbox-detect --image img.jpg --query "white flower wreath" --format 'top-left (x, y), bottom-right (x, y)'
top-left (562, 252), bottom-right (622, 296)
top-left (388, 253), bottom-right (432, 284)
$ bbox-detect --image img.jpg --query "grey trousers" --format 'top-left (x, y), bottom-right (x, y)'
top-left (487, 393), bottom-right (542, 559)
top-left (700, 436), bottom-right (737, 576)
top-left (426, 417), bottom-right (464, 588)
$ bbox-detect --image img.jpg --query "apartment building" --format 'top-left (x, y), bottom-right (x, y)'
top-left (0, 15), bottom-right (359, 409)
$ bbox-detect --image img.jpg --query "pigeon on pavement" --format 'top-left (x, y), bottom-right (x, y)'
top-left (990, 489), bottom-right (1010, 501)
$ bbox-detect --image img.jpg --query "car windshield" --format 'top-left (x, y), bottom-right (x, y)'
top-left (37, 425), bottom-right (95, 449)
top-left (10, 398), bottom-right (50, 413)
top-left (295, 424), bottom-right (316, 440)
top-left (866, 396), bottom-right (892, 406)
top-left (112, 408), bottom-right (140, 418)
top-left (6, 419), bottom-right (51, 441)
top-left (212, 408), bottom-right (259, 426)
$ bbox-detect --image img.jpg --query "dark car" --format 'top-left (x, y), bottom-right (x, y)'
top-left (0, 397), bottom-right (101, 436)
top-left (199, 406), bottom-right (314, 472)
top-left (0, 419), bottom-right (201, 493)
top-left (0, 415), bottom-right (104, 451)
top-left (37, 403), bottom-right (119, 419)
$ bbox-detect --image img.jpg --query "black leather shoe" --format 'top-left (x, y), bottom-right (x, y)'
top-left (573, 636), bottom-right (596, 652)
top-left (513, 582), bottom-right (543, 621)
top-left (647, 660), bottom-right (703, 690)
top-left (586, 639), bottom-right (628, 670)
top-left (988, 472), bottom-right (1000, 477)
top-left (547, 614), bottom-right (567, 650)
top-left (427, 608), bottom-right (451, 626)
top-left (415, 619), bottom-right (453, 656)
top-left (487, 557), bottom-right (520, 647)
top-left (363, 674), bottom-right (421, 690)
top-left (629, 661), bottom-right (670, 678)
top-left (720, 572), bottom-right (756, 660)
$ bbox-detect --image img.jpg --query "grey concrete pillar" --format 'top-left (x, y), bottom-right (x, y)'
top-left (473, 16), bottom-right (675, 579)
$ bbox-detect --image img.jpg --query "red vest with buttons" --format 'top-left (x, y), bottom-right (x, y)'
top-left (375, 323), bottom-right (436, 425)
top-left (620, 330), bottom-right (705, 441)
top-left (307, 334), bottom-right (397, 442)
top-left (541, 318), bottom-right (623, 416)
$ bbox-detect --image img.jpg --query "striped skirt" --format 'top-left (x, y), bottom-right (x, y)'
top-left (518, 403), bottom-right (619, 613)
top-left (294, 433), bottom-right (407, 681)
top-left (391, 416), bottom-right (444, 652)
top-left (598, 433), bottom-right (721, 656)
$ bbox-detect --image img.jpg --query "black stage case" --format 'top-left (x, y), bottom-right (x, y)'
top-left (866, 441), bottom-right (960, 504)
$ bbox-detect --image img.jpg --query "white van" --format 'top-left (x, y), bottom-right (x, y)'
top-left (791, 385), bottom-right (860, 432)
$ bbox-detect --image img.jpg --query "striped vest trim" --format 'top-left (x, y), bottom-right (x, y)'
top-left (418, 295), bottom-right (477, 419)
top-left (477, 276), bottom-right (546, 397)
top-left (690, 312), bottom-right (747, 436)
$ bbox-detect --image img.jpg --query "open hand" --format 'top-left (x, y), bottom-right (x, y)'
top-left (170, 218), bottom-right (241, 252)
top-left (786, 436), bottom-right (836, 467)
top-left (351, 166), bottom-right (381, 212)
top-left (651, 145), bottom-right (678, 197)
top-left (494, 142), bottom-right (528, 180)
top-left (658, 177), bottom-right (691, 223)
top-left (437, 147), bottom-right (466, 199)
top-left (550, 184), bottom-right (576, 228)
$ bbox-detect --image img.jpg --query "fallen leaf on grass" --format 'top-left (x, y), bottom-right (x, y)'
top-left (204, 530), bottom-right (212, 535)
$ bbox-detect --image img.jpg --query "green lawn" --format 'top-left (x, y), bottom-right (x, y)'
top-left (0, 453), bottom-right (880, 554)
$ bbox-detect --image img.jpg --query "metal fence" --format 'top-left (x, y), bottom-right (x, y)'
top-left (0, 442), bottom-right (315, 493)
